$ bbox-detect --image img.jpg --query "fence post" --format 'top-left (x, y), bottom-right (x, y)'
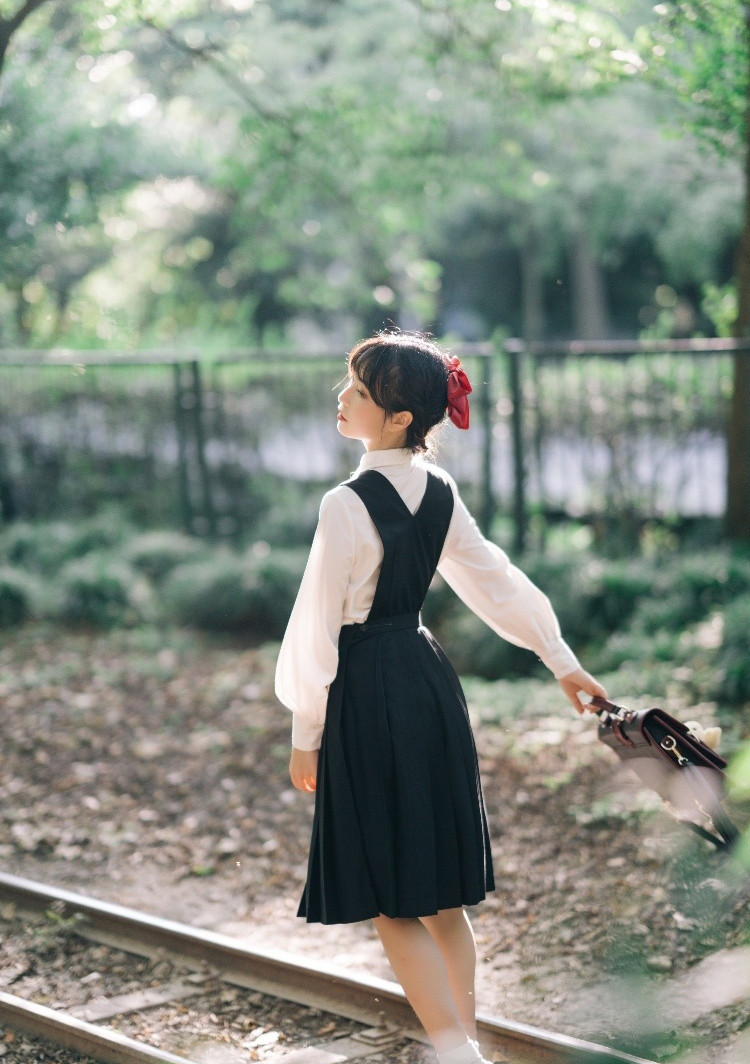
top-left (172, 363), bottom-right (193, 534)
top-left (190, 360), bottom-right (217, 539)
top-left (505, 338), bottom-right (528, 555)
top-left (479, 348), bottom-right (495, 537)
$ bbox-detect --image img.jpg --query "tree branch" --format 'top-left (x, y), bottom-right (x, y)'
top-left (0, 0), bottom-right (54, 76)
top-left (139, 15), bottom-right (297, 133)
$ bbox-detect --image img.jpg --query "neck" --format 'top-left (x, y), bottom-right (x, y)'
top-left (364, 433), bottom-right (408, 452)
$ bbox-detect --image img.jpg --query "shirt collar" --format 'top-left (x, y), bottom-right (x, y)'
top-left (356, 447), bottom-right (416, 472)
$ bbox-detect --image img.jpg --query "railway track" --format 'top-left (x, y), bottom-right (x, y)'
top-left (0, 872), bottom-right (658, 1064)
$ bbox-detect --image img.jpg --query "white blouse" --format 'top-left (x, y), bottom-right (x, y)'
top-left (274, 447), bottom-right (580, 751)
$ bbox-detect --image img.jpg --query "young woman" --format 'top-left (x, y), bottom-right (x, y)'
top-left (275, 331), bottom-right (606, 1064)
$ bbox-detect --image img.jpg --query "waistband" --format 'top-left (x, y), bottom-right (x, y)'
top-left (339, 611), bottom-right (421, 644)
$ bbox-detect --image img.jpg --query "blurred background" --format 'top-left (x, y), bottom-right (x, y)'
top-left (1, 2), bottom-right (749, 1062)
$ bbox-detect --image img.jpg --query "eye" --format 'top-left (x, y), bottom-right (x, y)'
top-left (347, 372), bottom-right (367, 398)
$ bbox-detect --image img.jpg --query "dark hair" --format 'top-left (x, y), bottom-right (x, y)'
top-left (348, 331), bottom-right (453, 454)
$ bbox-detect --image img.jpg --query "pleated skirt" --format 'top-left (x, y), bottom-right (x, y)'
top-left (298, 621), bottom-right (495, 924)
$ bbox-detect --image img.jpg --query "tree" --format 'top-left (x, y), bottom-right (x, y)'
top-left (731, 6), bottom-right (750, 542)
top-left (644, 1), bottom-right (749, 540)
top-left (412, 0), bottom-right (750, 537)
top-left (0, 0), bottom-right (51, 76)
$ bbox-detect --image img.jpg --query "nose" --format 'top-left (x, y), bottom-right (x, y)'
top-left (338, 381), bottom-right (352, 404)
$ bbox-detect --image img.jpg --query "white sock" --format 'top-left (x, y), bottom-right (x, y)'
top-left (436, 1040), bottom-right (483, 1064)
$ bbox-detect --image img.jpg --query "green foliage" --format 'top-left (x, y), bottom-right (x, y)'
top-left (429, 553), bottom-right (656, 680)
top-left (702, 280), bottom-right (738, 337)
top-left (0, 40), bottom-right (170, 345)
top-left (58, 553), bottom-right (151, 628)
top-left (714, 594), bottom-right (750, 705)
top-left (0, 565), bottom-right (40, 626)
top-left (435, 606), bottom-right (538, 681)
top-left (429, 548), bottom-right (750, 684)
top-left (162, 547), bottom-right (305, 636)
top-left (251, 495), bottom-right (321, 548)
top-left (62, 509), bottom-right (135, 561)
top-left (122, 531), bottom-right (207, 583)
top-left (727, 741), bottom-right (750, 800)
top-left (0, 510), bottom-right (135, 573)
top-left (0, 0), bottom-right (741, 346)
top-left (1, 521), bottom-right (76, 572)
top-left (27, 907), bottom-right (87, 958)
top-left (645, 0), bottom-right (748, 155)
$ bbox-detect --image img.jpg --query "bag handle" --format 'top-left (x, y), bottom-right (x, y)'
top-left (589, 694), bottom-right (627, 718)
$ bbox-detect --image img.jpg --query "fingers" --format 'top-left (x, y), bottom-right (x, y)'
top-left (576, 684), bottom-right (608, 713)
top-left (569, 690), bottom-right (588, 714)
top-left (289, 768), bottom-right (317, 792)
top-left (290, 775), bottom-right (316, 792)
top-left (289, 748), bottom-right (318, 793)
top-left (558, 670), bottom-right (607, 715)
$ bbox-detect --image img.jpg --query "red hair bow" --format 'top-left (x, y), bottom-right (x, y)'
top-left (445, 356), bottom-right (472, 430)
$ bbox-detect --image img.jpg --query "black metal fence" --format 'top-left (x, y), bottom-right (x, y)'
top-left (503, 337), bottom-right (741, 551)
top-left (0, 338), bottom-right (743, 551)
top-left (0, 345), bottom-right (495, 539)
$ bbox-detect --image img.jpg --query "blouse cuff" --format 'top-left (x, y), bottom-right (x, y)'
top-left (538, 637), bottom-right (581, 679)
top-left (292, 713), bottom-right (324, 752)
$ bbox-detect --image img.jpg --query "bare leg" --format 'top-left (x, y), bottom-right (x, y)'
top-left (419, 908), bottom-right (478, 1040)
top-left (372, 914), bottom-right (470, 1054)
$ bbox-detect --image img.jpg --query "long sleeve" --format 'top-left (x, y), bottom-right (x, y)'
top-left (437, 476), bottom-right (580, 679)
top-left (274, 489), bottom-right (355, 751)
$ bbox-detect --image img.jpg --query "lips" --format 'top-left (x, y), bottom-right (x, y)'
top-left (337, 412), bottom-right (347, 421)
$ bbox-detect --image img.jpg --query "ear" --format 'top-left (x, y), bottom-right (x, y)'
top-left (389, 410), bottom-right (413, 431)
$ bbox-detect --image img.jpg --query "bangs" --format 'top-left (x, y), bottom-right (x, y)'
top-left (348, 342), bottom-right (401, 412)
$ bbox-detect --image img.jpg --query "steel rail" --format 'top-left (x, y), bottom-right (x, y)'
top-left (0, 872), bottom-right (656, 1064)
top-left (0, 990), bottom-right (197, 1064)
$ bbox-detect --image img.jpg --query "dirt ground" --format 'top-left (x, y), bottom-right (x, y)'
top-left (0, 624), bottom-right (748, 1063)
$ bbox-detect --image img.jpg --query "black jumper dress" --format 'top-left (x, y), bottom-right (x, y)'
top-left (298, 468), bottom-right (495, 925)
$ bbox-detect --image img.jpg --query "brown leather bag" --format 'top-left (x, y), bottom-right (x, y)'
top-left (592, 695), bottom-right (740, 850)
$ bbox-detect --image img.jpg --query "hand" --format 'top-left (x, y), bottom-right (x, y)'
top-left (290, 747), bottom-right (318, 793)
top-left (557, 667), bottom-right (607, 715)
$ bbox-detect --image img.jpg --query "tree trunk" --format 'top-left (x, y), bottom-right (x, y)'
top-left (0, 0), bottom-right (52, 78)
top-left (568, 226), bottom-right (610, 340)
top-left (726, 5), bottom-right (750, 544)
top-left (520, 229), bottom-right (544, 342)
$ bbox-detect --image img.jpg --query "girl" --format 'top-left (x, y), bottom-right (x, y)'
top-left (275, 332), bottom-right (606, 1064)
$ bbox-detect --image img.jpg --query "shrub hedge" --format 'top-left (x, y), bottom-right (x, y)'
top-left (122, 531), bottom-right (207, 583)
top-left (0, 567), bottom-right (41, 627)
top-left (163, 547), bottom-right (306, 638)
top-left (58, 554), bottom-right (152, 628)
top-left (715, 594), bottom-right (750, 705)
top-left (1, 513), bottom-right (749, 707)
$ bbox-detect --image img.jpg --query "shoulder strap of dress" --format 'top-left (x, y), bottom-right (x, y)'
top-left (342, 469), bottom-right (412, 529)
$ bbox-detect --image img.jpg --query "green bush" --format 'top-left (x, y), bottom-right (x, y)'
top-left (122, 531), bottom-right (207, 583)
top-left (0, 521), bottom-right (76, 573)
top-left (251, 498), bottom-right (321, 548)
top-left (163, 547), bottom-right (306, 636)
top-left (0, 509), bottom-right (137, 575)
top-left (714, 594), bottom-right (750, 705)
top-left (435, 607), bottom-right (539, 680)
top-left (522, 554), bottom-right (598, 647)
top-left (61, 508), bottom-right (135, 562)
top-left (58, 554), bottom-right (151, 628)
top-left (423, 553), bottom-right (659, 680)
top-left (581, 558), bottom-right (655, 633)
top-left (669, 552), bottom-right (750, 612)
top-left (0, 566), bottom-right (40, 627)
top-left (629, 591), bottom-right (700, 635)
top-left (592, 629), bottom-right (682, 673)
